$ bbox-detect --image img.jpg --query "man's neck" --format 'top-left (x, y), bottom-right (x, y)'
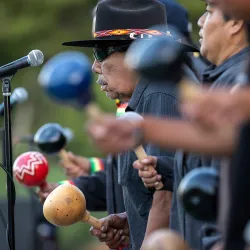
top-left (215, 38), bottom-right (249, 66)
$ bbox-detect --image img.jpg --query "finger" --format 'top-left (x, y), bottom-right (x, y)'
top-left (156, 175), bottom-right (162, 181)
top-left (88, 123), bottom-right (109, 140)
top-left (64, 168), bottom-right (80, 176)
top-left (138, 170), bottom-right (157, 178)
top-left (99, 228), bottom-right (117, 242)
top-left (106, 230), bottom-right (125, 249)
top-left (120, 236), bottom-right (130, 247)
top-left (101, 214), bottom-right (125, 231)
top-left (37, 191), bottom-right (49, 200)
top-left (89, 227), bottom-right (102, 237)
top-left (143, 182), bottom-right (157, 188)
top-left (142, 175), bottom-right (159, 184)
top-left (66, 151), bottom-right (75, 159)
top-left (61, 162), bottom-right (77, 171)
top-left (140, 156), bottom-right (157, 166)
top-left (133, 160), bottom-right (144, 170)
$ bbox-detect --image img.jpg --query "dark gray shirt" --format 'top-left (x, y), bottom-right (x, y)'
top-left (118, 60), bottom-right (200, 250)
top-left (118, 79), bottom-right (180, 250)
top-left (170, 46), bottom-right (250, 250)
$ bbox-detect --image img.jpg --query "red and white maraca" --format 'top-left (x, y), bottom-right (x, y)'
top-left (13, 151), bottom-right (49, 189)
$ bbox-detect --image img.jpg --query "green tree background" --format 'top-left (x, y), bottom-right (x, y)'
top-left (0, 1), bottom-right (205, 249)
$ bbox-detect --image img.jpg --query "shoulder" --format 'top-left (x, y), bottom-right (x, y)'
top-left (143, 81), bottom-right (179, 101)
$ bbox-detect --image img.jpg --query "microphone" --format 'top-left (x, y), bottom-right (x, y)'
top-left (0, 87), bottom-right (28, 116)
top-left (0, 50), bottom-right (44, 77)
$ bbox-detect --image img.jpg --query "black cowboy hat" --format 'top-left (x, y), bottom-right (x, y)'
top-left (62, 0), bottom-right (198, 52)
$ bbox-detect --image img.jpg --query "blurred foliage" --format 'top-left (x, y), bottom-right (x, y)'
top-left (0, 0), bottom-right (206, 249)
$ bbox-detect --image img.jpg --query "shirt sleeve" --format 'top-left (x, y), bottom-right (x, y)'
top-left (72, 170), bottom-right (107, 211)
top-left (142, 92), bottom-right (180, 190)
top-left (156, 156), bottom-right (173, 192)
top-left (89, 157), bottom-right (106, 174)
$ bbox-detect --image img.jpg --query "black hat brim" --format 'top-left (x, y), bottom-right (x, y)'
top-left (62, 38), bottom-right (199, 52)
top-left (62, 39), bottom-right (133, 48)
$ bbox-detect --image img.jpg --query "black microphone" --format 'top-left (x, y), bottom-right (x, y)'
top-left (0, 50), bottom-right (44, 77)
top-left (0, 87), bottom-right (28, 116)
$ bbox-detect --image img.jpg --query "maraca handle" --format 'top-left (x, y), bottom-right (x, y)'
top-left (133, 146), bottom-right (164, 190)
top-left (86, 103), bottom-right (101, 120)
top-left (59, 149), bottom-right (73, 167)
top-left (179, 78), bottom-right (202, 102)
top-left (39, 181), bottom-right (49, 190)
top-left (59, 149), bottom-right (68, 161)
top-left (88, 215), bottom-right (102, 229)
top-left (82, 210), bottom-right (102, 229)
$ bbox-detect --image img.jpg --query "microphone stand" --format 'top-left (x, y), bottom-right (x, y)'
top-left (2, 74), bottom-right (15, 250)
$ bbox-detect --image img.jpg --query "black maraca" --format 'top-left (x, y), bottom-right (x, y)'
top-left (34, 123), bottom-right (69, 160)
top-left (125, 25), bottom-right (202, 101)
top-left (177, 167), bottom-right (219, 222)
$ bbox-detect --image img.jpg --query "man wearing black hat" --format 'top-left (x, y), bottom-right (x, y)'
top-left (63, 0), bottom-right (198, 249)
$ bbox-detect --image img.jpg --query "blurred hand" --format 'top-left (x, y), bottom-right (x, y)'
top-left (133, 156), bottom-right (162, 189)
top-left (60, 152), bottom-right (90, 178)
top-left (210, 242), bottom-right (224, 250)
top-left (90, 213), bottom-right (130, 249)
top-left (181, 87), bottom-right (250, 132)
top-left (87, 115), bottom-right (143, 155)
top-left (37, 183), bottom-right (59, 203)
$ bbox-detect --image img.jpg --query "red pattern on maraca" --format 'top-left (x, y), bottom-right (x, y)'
top-left (13, 152), bottom-right (49, 187)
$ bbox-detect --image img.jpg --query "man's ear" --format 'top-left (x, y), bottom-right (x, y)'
top-left (228, 20), bottom-right (245, 35)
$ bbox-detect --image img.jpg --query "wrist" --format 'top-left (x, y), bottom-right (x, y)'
top-left (89, 157), bottom-right (105, 174)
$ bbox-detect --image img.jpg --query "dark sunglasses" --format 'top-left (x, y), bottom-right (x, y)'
top-left (93, 45), bottom-right (129, 62)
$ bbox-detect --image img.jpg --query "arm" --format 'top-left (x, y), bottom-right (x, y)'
top-left (72, 170), bottom-right (107, 211)
top-left (141, 117), bottom-right (236, 156)
top-left (142, 93), bottom-right (177, 243)
top-left (143, 191), bottom-right (172, 243)
top-left (156, 156), bottom-right (174, 191)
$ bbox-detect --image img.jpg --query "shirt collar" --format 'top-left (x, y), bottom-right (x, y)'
top-left (126, 78), bottom-right (149, 111)
top-left (202, 46), bottom-right (250, 83)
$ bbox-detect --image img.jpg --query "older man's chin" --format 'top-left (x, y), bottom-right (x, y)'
top-left (106, 92), bottom-right (131, 102)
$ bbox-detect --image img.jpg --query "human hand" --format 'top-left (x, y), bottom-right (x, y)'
top-left (90, 213), bottom-right (130, 249)
top-left (37, 182), bottom-right (59, 204)
top-left (133, 156), bottom-right (162, 189)
top-left (87, 115), bottom-right (143, 155)
top-left (60, 152), bottom-right (91, 178)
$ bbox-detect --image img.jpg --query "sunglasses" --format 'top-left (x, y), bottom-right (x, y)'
top-left (93, 45), bottom-right (129, 62)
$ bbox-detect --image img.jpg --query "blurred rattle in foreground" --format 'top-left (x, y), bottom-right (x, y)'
top-left (142, 229), bottom-right (191, 250)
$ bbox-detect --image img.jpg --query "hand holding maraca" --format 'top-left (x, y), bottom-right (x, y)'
top-left (43, 183), bottom-right (129, 248)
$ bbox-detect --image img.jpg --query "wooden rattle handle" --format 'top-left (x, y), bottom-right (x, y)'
top-left (179, 79), bottom-right (202, 102)
top-left (39, 180), bottom-right (49, 191)
top-left (81, 210), bottom-right (102, 229)
top-left (59, 149), bottom-right (68, 160)
top-left (86, 103), bottom-right (102, 120)
top-left (58, 149), bottom-right (73, 166)
top-left (133, 146), bottom-right (164, 190)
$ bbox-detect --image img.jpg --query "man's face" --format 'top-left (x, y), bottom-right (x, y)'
top-left (92, 49), bottom-right (137, 102)
top-left (198, 4), bottom-right (229, 64)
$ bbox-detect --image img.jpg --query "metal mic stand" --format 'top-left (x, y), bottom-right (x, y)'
top-left (2, 74), bottom-right (15, 250)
